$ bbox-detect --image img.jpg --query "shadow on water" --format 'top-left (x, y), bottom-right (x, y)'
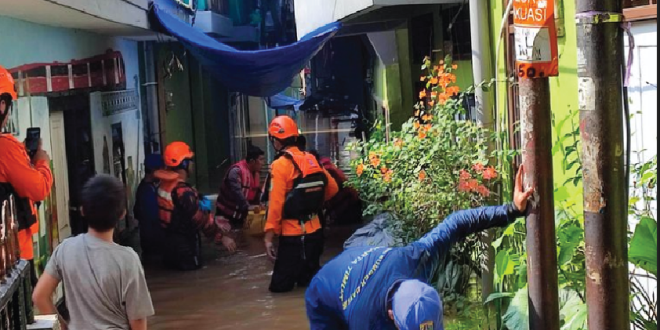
top-left (145, 227), bottom-right (356, 330)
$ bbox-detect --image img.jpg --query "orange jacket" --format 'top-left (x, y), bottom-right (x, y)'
top-left (265, 147), bottom-right (339, 237)
top-left (0, 134), bottom-right (53, 260)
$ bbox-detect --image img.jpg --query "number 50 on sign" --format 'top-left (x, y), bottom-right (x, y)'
top-left (514, 0), bottom-right (559, 78)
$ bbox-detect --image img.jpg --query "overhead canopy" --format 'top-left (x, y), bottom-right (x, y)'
top-left (149, 3), bottom-right (341, 97)
top-left (267, 93), bottom-right (305, 111)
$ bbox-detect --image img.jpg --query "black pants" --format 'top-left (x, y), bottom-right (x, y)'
top-left (28, 259), bottom-right (37, 288)
top-left (269, 230), bottom-right (324, 293)
top-left (163, 231), bottom-right (203, 271)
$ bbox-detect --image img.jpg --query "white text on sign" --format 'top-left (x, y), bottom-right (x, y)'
top-left (514, 0), bottom-right (550, 24)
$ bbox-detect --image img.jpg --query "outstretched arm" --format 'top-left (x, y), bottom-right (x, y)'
top-left (412, 165), bottom-right (535, 258)
top-left (412, 204), bottom-right (522, 257)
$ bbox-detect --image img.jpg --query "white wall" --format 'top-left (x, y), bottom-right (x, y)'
top-left (90, 92), bottom-right (144, 215)
top-left (625, 19), bottom-right (657, 326)
top-left (294, 0), bottom-right (374, 39)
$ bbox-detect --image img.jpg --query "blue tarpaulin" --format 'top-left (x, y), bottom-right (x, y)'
top-left (149, 3), bottom-right (341, 97)
top-left (267, 93), bottom-right (304, 111)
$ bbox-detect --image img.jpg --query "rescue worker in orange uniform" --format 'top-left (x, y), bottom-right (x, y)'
top-left (0, 65), bottom-right (53, 285)
top-left (155, 142), bottom-right (236, 271)
top-left (264, 116), bottom-right (339, 293)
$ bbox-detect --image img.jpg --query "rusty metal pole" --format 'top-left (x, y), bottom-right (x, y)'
top-left (520, 78), bottom-right (560, 330)
top-left (575, 2), bottom-right (630, 329)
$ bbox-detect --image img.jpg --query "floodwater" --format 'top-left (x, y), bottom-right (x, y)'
top-left (145, 227), bottom-right (354, 330)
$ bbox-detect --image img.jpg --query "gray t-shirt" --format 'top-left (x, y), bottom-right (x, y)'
top-left (45, 234), bottom-right (155, 330)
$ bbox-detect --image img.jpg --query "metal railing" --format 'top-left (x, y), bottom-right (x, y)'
top-left (0, 195), bottom-right (35, 329)
top-left (0, 261), bottom-right (34, 330)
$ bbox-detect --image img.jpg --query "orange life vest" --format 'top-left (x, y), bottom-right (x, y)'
top-left (154, 170), bottom-right (183, 228)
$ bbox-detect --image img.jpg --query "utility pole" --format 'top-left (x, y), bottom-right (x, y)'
top-left (575, 1), bottom-right (630, 329)
top-left (514, 0), bottom-right (561, 329)
top-left (520, 79), bottom-right (560, 330)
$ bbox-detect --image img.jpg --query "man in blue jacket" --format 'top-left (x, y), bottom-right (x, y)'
top-left (305, 166), bottom-right (535, 330)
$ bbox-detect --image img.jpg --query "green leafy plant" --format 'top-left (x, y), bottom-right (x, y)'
top-left (348, 57), bottom-right (497, 302)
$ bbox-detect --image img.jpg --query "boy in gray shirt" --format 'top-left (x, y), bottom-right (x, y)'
top-left (33, 175), bottom-right (155, 330)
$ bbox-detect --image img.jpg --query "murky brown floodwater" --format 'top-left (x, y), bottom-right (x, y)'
top-left (145, 227), bottom-right (354, 330)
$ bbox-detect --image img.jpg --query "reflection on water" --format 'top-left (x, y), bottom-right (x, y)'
top-left (146, 228), bottom-right (353, 330)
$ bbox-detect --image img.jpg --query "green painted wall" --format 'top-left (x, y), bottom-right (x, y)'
top-left (454, 60), bottom-right (475, 92)
top-left (156, 43), bottom-right (231, 193)
top-left (489, 0), bottom-right (582, 205)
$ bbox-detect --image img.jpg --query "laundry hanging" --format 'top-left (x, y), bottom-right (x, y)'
top-left (266, 93), bottom-right (305, 111)
top-left (149, 3), bottom-right (341, 97)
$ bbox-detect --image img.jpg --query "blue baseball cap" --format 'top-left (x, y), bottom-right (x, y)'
top-left (145, 154), bottom-right (164, 171)
top-left (392, 280), bottom-right (444, 330)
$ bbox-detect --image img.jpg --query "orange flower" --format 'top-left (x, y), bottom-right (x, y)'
top-left (433, 65), bottom-right (440, 72)
top-left (383, 170), bottom-right (393, 183)
top-left (419, 170), bottom-right (427, 181)
top-left (440, 60), bottom-right (445, 65)
top-left (438, 93), bottom-right (450, 105)
top-left (460, 169), bottom-right (472, 181)
top-left (431, 91), bottom-right (438, 99)
top-left (370, 157), bottom-right (381, 168)
top-left (428, 100), bottom-right (435, 107)
top-left (468, 179), bottom-right (480, 191)
top-left (447, 86), bottom-right (460, 96)
top-left (424, 124), bottom-right (432, 132)
top-left (418, 130), bottom-right (428, 139)
top-left (419, 90), bottom-right (428, 99)
top-left (430, 77), bottom-right (439, 85)
top-left (414, 121), bottom-right (421, 130)
top-left (420, 76), bottom-right (427, 82)
top-left (473, 162), bottom-right (485, 173)
top-left (476, 185), bottom-right (490, 197)
top-left (458, 181), bottom-right (471, 193)
top-left (452, 64), bottom-right (458, 70)
top-left (356, 164), bottom-right (364, 177)
top-left (381, 166), bottom-right (389, 174)
top-left (483, 167), bottom-right (498, 180)
top-left (422, 114), bottom-right (432, 122)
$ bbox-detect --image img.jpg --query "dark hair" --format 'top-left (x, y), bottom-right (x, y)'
top-left (246, 146), bottom-right (265, 162)
top-left (309, 149), bottom-right (321, 162)
top-left (0, 93), bottom-right (13, 125)
top-left (81, 175), bottom-right (126, 232)
top-left (297, 135), bottom-right (307, 151)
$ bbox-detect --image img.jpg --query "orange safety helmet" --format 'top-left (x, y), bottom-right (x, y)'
top-left (268, 116), bottom-right (299, 140)
top-left (163, 141), bottom-right (194, 168)
top-left (0, 65), bottom-right (17, 100)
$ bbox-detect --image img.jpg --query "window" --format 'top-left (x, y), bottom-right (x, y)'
top-left (442, 4), bottom-right (473, 61)
top-left (410, 13), bottom-right (435, 63)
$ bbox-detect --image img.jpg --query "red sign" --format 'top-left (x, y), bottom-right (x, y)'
top-left (513, 0), bottom-right (559, 78)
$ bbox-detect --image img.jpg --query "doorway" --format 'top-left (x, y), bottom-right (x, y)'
top-left (48, 94), bottom-right (96, 236)
top-left (49, 111), bottom-right (71, 243)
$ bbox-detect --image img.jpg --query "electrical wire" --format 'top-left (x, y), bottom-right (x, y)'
top-left (495, 0), bottom-right (515, 154)
top-left (492, 0), bottom-right (515, 181)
